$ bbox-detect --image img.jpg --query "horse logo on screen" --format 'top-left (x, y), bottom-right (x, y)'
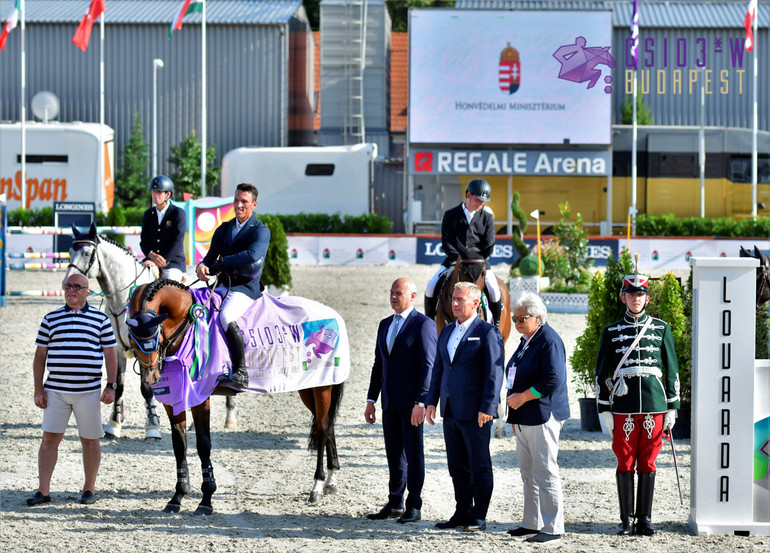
top-left (304, 323), bottom-right (338, 360)
top-left (553, 36), bottom-right (616, 94)
top-left (499, 42), bottom-right (521, 95)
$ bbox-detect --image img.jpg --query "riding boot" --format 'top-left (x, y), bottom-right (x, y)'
top-left (635, 472), bottom-right (657, 536)
top-left (424, 295), bottom-right (438, 320)
top-left (220, 322), bottom-right (249, 389)
top-left (489, 299), bottom-right (503, 327)
top-left (616, 471), bottom-right (635, 536)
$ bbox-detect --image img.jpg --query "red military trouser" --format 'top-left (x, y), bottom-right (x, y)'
top-left (611, 413), bottom-right (664, 473)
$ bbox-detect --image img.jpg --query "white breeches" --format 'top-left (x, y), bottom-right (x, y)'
top-left (216, 288), bottom-right (252, 328)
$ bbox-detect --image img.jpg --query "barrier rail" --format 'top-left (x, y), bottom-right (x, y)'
top-left (8, 262), bottom-right (70, 270)
top-left (7, 226), bottom-right (141, 235)
top-left (8, 252), bottom-right (70, 259)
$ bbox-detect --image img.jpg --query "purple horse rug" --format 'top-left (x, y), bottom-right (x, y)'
top-left (152, 288), bottom-right (350, 415)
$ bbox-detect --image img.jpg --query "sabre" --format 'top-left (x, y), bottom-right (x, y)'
top-left (665, 430), bottom-right (684, 505)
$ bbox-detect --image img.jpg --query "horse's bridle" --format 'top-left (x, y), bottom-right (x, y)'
top-left (68, 238), bottom-right (100, 276)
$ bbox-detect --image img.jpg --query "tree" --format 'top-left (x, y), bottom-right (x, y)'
top-left (621, 88), bottom-right (653, 125)
top-left (114, 113), bottom-right (150, 208)
top-left (386, 0), bottom-right (455, 32)
top-left (168, 130), bottom-right (221, 198)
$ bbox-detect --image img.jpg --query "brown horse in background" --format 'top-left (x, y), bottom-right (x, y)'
top-left (125, 279), bottom-right (344, 514)
top-left (435, 256), bottom-right (511, 344)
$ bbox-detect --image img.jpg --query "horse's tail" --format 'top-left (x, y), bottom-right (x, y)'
top-left (307, 382), bottom-right (344, 451)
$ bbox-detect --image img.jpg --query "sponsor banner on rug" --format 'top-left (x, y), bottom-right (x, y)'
top-left (153, 289), bottom-right (349, 415)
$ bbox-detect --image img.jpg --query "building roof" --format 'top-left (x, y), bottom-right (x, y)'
top-left (390, 32), bottom-right (408, 133)
top-left (454, 1), bottom-right (767, 28)
top-left (20, 0), bottom-right (303, 25)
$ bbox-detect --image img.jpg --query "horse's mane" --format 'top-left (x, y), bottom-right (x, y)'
top-left (97, 234), bottom-right (143, 264)
top-left (144, 278), bottom-right (189, 303)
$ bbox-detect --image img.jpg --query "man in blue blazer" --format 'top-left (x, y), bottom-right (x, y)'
top-left (365, 278), bottom-right (437, 524)
top-left (426, 281), bottom-right (505, 532)
top-left (196, 183), bottom-right (271, 388)
top-left (140, 175), bottom-right (187, 282)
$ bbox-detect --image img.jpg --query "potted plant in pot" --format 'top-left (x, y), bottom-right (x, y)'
top-left (570, 249), bottom-right (634, 431)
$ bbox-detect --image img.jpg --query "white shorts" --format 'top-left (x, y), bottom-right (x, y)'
top-left (426, 266), bottom-right (501, 302)
top-left (42, 390), bottom-right (104, 439)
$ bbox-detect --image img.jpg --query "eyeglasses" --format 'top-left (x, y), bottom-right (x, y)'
top-left (511, 315), bottom-right (534, 323)
top-left (62, 284), bottom-right (87, 292)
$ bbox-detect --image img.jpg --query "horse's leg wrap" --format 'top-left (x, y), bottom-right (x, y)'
top-left (144, 399), bottom-right (162, 441)
top-left (224, 396), bottom-right (237, 430)
top-left (323, 468), bottom-right (338, 496)
top-left (309, 478), bottom-right (325, 504)
top-left (103, 399), bottom-right (124, 439)
top-left (194, 462), bottom-right (217, 516)
top-left (163, 462), bottom-right (189, 514)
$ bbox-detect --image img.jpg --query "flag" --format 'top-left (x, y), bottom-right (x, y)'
top-left (745, 0), bottom-right (757, 52)
top-left (72, 0), bottom-right (105, 52)
top-left (0, 0), bottom-right (21, 52)
top-left (169, 0), bottom-right (203, 37)
top-left (630, 0), bottom-right (639, 70)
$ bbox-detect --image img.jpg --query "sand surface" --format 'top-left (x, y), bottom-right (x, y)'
top-left (0, 265), bottom-right (767, 552)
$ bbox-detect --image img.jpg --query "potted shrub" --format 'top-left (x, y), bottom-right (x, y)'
top-left (260, 214), bottom-right (292, 295)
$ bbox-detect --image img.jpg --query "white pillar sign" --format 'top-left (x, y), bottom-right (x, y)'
top-left (690, 257), bottom-right (770, 535)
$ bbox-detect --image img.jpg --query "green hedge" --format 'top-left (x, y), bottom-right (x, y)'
top-left (637, 214), bottom-right (770, 237)
top-left (8, 207), bottom-right (393, 234)
top-left (260, 214), bottom-right (292, 289)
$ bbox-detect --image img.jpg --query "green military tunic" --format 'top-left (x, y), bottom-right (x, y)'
top-left (596, 312), bottom-right (680, 415)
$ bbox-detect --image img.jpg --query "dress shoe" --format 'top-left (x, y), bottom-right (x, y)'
top-left (80, 490), bottom-right (96, 505)
top-left (366, 505), bottom-right (404, 520)
top-left (397, 508), bottom-right (421, 524)
top-left (507, 526), bottom-right (539, 537)
top-left (525, 532), bottom-right (561, 544)
top-left (463, 520), bottom-right (487, 532)
top-left (435, 514), bottom-right (470, 529)
top-left (26, 491), bottom-right (51, 506)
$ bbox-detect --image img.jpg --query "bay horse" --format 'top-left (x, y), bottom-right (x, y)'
top-left (67, 223), bottom-right (238, 438)
top-left (126, 279), bottom-right (345, 514)
top-left (435, 256), bottom-right (512, 437)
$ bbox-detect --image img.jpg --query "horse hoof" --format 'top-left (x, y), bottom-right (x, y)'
top-left (224, 418), bottom-right (237, 430)
top-left (494, 427), bottom-right (506, 439)
top-left (103, 423), bottom-right (121, 439)
top-left (193, 505), bottom-right (214, 516)
top-left (308, 491), bottom-right (322, 504)
top-left (323, 484), bottom-right (338, 496)
top-left (145, 428), bottom-right (162, 441)
top-left (163, 503), bottom-right (181, 514)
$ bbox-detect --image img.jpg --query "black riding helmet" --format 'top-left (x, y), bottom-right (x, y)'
top-left (466, 178), bottom-right (491, 202)
top-left (148, 175), bottom-right (174, 195)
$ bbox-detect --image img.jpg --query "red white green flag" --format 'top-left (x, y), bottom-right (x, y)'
top-left (169, 0), bottom-right (203, 37)
top-left (72, 0), bottom-right (106, 52)
top-left (0, 0), bottom-right (21, 52)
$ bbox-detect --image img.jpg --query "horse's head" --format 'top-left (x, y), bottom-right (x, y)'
top-left (739, 245), bottom-right (770, 306)
top-left (126, 308), bottom-right (168, 384)
top-left (126, 280), bottom-right (193, 384)
top-left (67, 222), bottom-right (101, 279)
top-left (457, 255), bottom-right (487, 289)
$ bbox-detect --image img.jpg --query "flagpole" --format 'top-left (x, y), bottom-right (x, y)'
top-left (99, 13), bottom-right (104, 210)
top-left (200, 0), bottom-right (207, 197)
top-left (630, 0), bottom-right (639, 235)
top-left (751, 6), bottom-right (758, 220)
top-left (20, 0), bottom-right (26, 210)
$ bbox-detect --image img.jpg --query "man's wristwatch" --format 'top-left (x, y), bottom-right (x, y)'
top-left (415, 402), bottom-right (426, 408)
top-left (106, 382), bottom-right (117, 390)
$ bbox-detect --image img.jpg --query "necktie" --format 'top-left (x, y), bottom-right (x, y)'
top-left (388, 315), bottom-right (401, 353)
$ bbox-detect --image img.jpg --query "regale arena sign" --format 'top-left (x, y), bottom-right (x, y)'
top-left (409, 149), bottom-right (610, 176)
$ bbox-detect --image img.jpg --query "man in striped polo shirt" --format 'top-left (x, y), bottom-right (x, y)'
top-left (27, 273), bottom-right (118, 507)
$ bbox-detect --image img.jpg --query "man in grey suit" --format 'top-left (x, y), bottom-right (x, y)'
top-left (365, 278), bottom-right (437, 524)
top-left (426, 281), bottom-right (505, 532)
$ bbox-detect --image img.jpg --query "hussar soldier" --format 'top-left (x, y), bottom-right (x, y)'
top-left (595, 262), bottom-right (680, 537)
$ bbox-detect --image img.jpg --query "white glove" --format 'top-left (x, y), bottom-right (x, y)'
top-left (602, 411), bottom-right (614, 432)
top-left (663, 409), bottom-right (677, 431)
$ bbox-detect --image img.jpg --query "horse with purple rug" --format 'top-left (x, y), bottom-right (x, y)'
top-left (125, 279), bottom-right (349, 514)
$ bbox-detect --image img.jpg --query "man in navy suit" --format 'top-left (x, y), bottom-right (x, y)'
top-left (365, 278), bottom-right (437, 524)
top-left (196, 183), bottom-right (270, 388)
top-left (426, 281), bottom-right (505, 532)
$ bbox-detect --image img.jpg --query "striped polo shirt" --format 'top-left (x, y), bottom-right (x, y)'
top-left (35, 302), bottom-right (117, 393)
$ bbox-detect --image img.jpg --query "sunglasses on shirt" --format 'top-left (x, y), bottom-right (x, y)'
top-left (511, 315), bottom-right (534, 323)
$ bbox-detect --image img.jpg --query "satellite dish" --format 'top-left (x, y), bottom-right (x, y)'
top-left (31, 91), bottom-right (60, 123)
